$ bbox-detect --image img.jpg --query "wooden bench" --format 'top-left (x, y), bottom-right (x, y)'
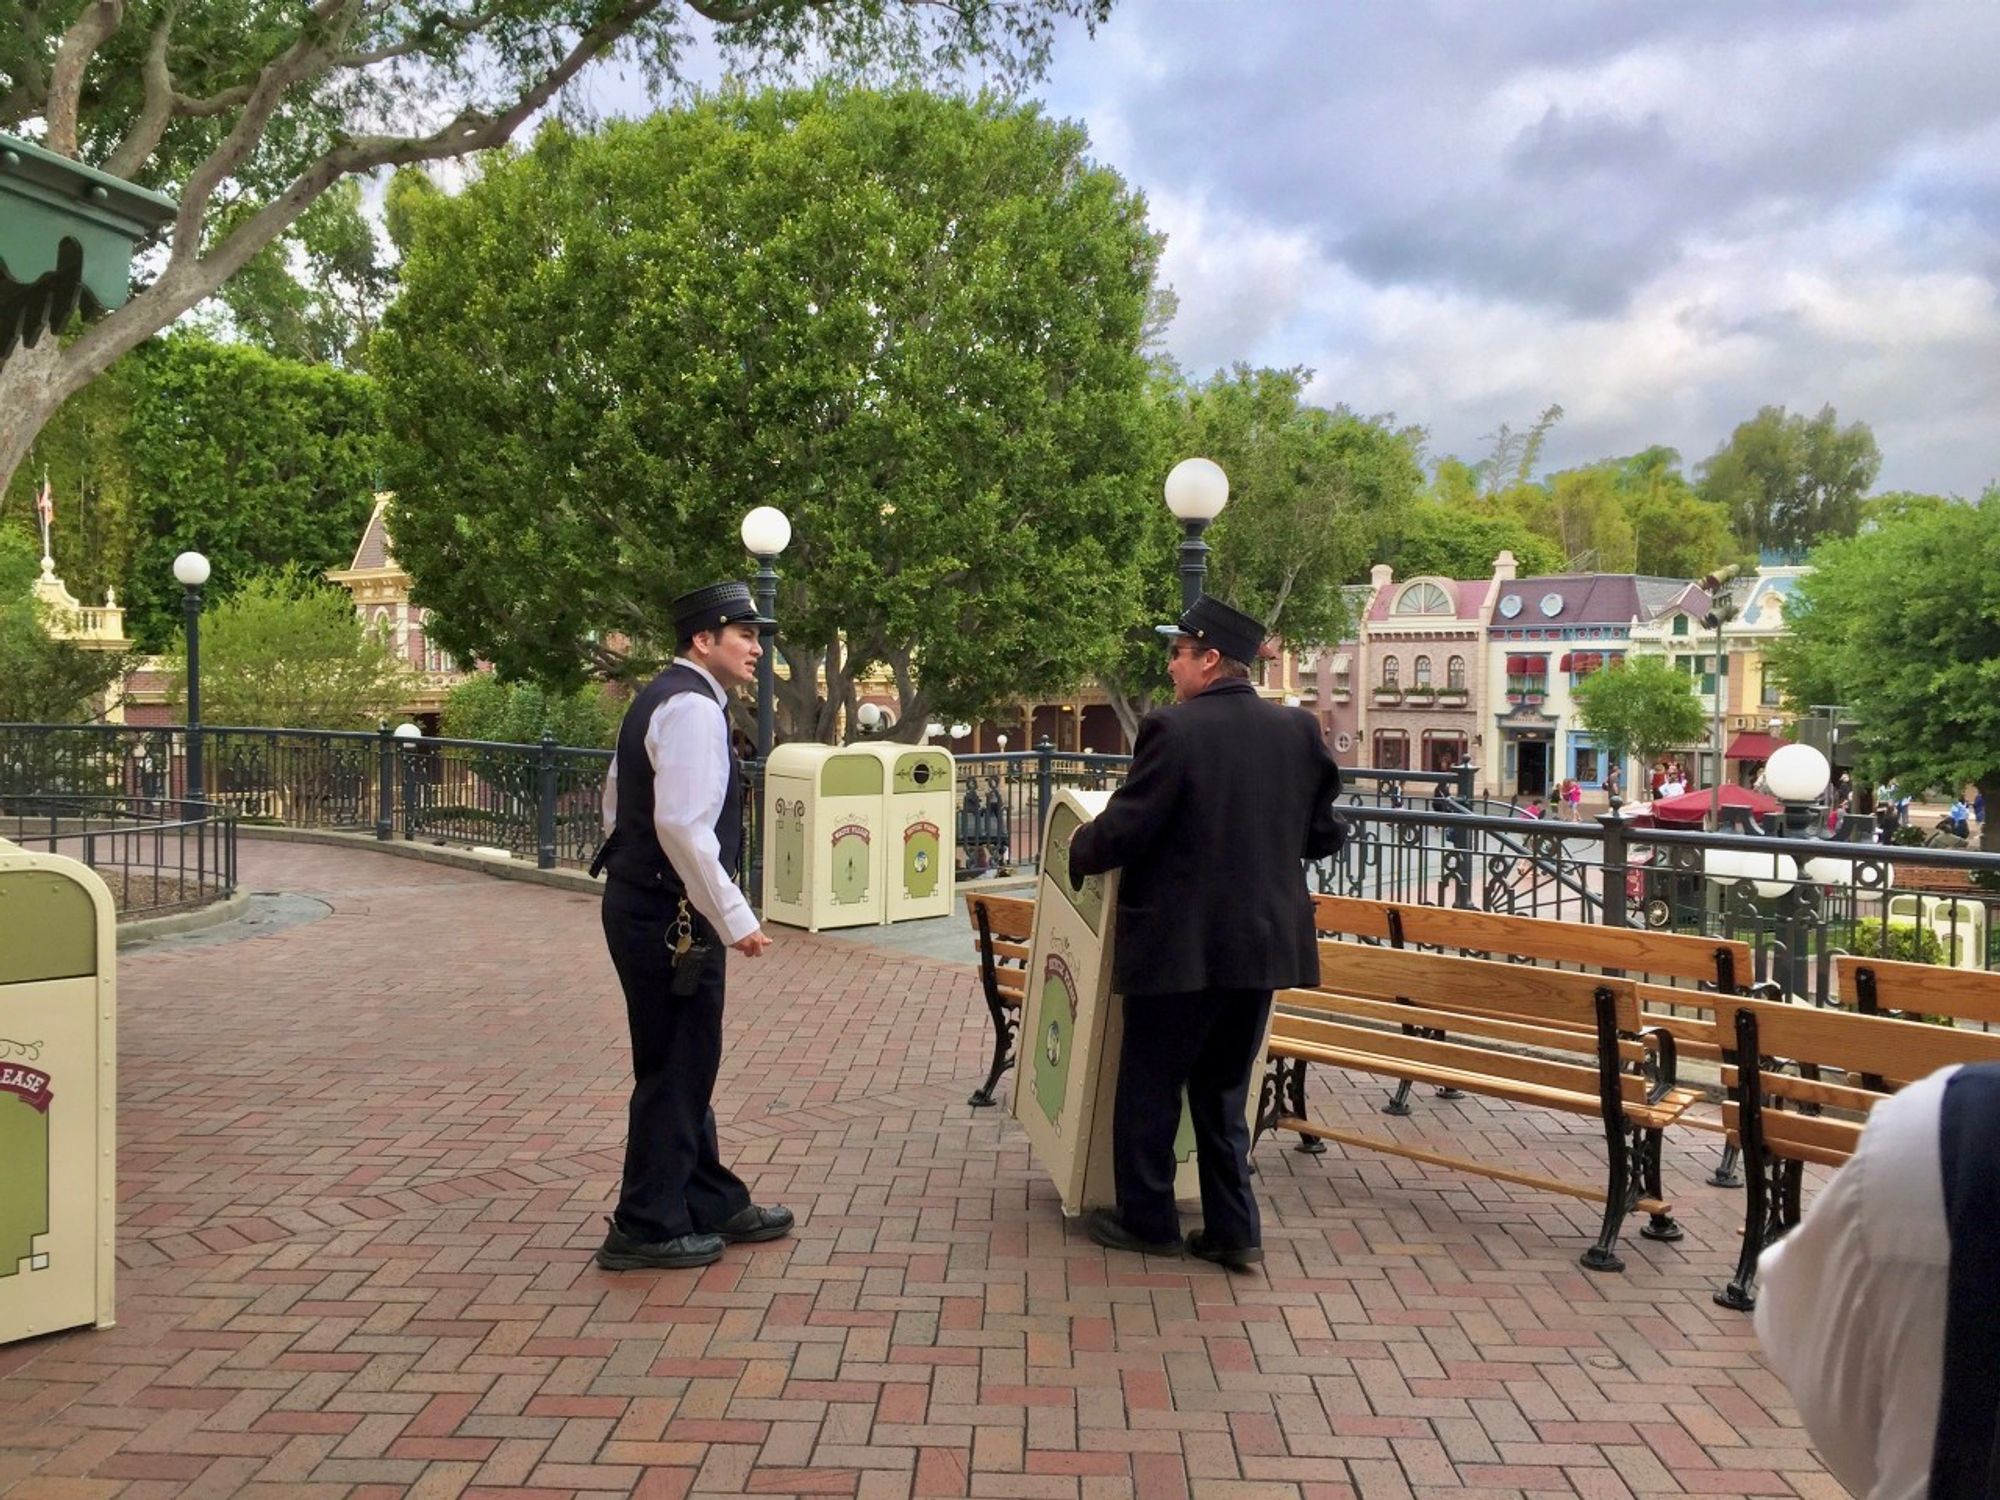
top-left (1712, 992), bottom-right (2000, 1310)
top-left (1302, 895), bottom-right (1757, 1173)
top-left (964, 892), bottom-right (1035, 1107)
top-left (1264, 940), bottom-right (1700, 1271)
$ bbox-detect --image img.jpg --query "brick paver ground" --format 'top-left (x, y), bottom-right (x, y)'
top-left (1, 841), bottom-right (1841, 1499)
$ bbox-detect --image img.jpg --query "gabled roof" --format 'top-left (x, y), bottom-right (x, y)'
top-left (348, 496), bottom-right (394, 572)
top-left (1493, 574), bottom-right (1707, 627)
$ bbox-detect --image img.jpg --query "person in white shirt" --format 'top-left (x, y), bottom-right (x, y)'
top-left (590, 580), bottom-right (790, 1271)
top-left (1754, 1062), bottom-right (2000, 1499)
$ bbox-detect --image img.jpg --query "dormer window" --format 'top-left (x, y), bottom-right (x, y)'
top-left (1393, 581), bottom-right (1453, 615)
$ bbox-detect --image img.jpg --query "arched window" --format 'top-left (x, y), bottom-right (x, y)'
top-left (1413, 655), bottom-right (1433, 688)
top-left (1394, 581), bottom-right (1452, 615)
top-left (1447, 655), bottom-right (1466, 690)
top-left (1381, 655), bottom-right (1400, 688)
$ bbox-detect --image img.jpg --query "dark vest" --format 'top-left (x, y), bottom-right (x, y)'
top-left (602, 663), bottom-right (742, 894)
top-left (1930, 1061), bottom-right (2000, 1497)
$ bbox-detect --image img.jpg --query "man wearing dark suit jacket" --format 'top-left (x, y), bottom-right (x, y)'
top-left (1067, 594), bottom-right (1345, 1268)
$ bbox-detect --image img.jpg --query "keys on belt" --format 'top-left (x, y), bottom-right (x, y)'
top-left (669, 897), bottom-right (712, 996)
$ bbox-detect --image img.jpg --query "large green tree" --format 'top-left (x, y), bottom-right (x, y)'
top-left (1391, 501), bottom-right (1563, 580)
top-left (1100, 366), bottom-right (1423, 737)
top-left (0, 358), bottom-right (144, 608)
top-left (163, 567), bottom-right (405, 729)
top-left (441, 675), bottom-right (619, 750)
top-left (375, 89), bottom-right (1163, 740)
top-left (1615, 446), bottom-right (1741, 579)
top-left (1766, 491), bottom-right (2000, 850)
top-left (1572, 655), bottom-right (1707, 780)
top-left (120, 335), bottom-right (381, 649)
top-left (0, 0), bottom-right (1113, 499)
top-left (1699, 404), bottom-right (1880, 556)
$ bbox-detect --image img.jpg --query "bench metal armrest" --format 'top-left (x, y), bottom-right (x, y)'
top-left (1638, 1025), bottom-right (1679, 1104)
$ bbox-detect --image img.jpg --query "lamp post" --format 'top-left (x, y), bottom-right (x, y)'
top-left (1164, 457), bottom-right (1230, 610)
top-left (173, 551), bottom-right (210, 817)
top-left (1700, 565), bottom-right (1741, 824)
top-left (740, 506), bottom-right (790, 763)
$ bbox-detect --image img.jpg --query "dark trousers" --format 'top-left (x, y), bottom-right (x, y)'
top-left (1113, 986), bottom-right (1273, 1248)
top-left (601, 879), bottom-right (750, 1241)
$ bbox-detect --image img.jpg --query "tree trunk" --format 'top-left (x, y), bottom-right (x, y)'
top-left (0, 338), bottom-right (72, 501)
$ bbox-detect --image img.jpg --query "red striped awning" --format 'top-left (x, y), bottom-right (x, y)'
top-left (1725, 732), bottom-right (1785, 761)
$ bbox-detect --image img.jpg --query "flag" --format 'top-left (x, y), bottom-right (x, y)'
top-left (35, 474), bottom-right (53, 530)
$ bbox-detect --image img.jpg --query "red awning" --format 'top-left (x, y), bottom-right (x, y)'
top-left (1558, 653), bottom-right (1573, 671)
top-left (1647, 784), bottom-right (1784, 825)
top-left (1725, 732), bottom-right (1785, 761)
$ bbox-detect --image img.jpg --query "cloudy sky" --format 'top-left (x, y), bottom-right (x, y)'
top-left (1020, 0), bottom-right (2000, 496)
top-left (592, 0), bottom-right (2000, 496)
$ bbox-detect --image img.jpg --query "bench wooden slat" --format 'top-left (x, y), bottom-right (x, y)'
top-left (1319, 941), bottom-right (1640, 1032)
top-left (1718, 997), bottom-right (2000, 1081)
top-left (1275, 989), bottom-right (1651, 1068)
top-left (1272, 1119), bottom-right (1674, 1217)
top-left (1312, 893), bottom-right (1752, 989)
top-left (1270, 1017), bottom-right (1624, 1104)
top-left (1833, 954), bottom-right (2000, 1025)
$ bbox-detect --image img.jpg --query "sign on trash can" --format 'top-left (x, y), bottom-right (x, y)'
top-left (1012, 791), bottom-right (1268, 1216)
top-left (0, 840), bottom-right (117, 1344)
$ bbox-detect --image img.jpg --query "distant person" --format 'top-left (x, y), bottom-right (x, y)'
top-left (1949, 798), bottom-right (1971, 840)
top-left (1603, 763), bottom-right (1622, 804)
top-left (1757, 1062), bottom-right (2000, 1500)
top-left (1561, 777), bottom-right (1583, 820)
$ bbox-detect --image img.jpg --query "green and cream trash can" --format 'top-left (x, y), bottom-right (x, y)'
top-left (863, 745), bottom-right (955, 923)
top-left (0, 839), bottom-right (117, 1344)
top-left (1012, 791), bottom-right (1265, 1218)
top-left (760, 744), bottom-right (886, 930)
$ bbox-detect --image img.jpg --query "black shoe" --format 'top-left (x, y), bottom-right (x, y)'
top-left (595, 1220), bottom-right (725, 1270)
top-left (1081, 1207), bottom-right (1181, 1257)
top-left (1186, 1230), bottom-right (1264, 1271)
top-left (713, 1204), bottom-right (794, 1244)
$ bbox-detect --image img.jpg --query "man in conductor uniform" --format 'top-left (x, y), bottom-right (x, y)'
top-left (1067, 594), bottom-right (1344, 1268)
top-left (593, 581), bottom-right (793, 1270)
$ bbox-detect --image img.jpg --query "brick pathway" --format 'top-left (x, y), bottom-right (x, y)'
top-left (1, 841), bottom-right (1840, 1499)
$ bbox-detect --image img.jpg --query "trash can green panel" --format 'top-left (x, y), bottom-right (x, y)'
top-left (821, 755), bottom-right (883, 797)
top-left (892, 750), bottom-right (951, 792)
top-left (0, 872), bottom-right (97, 982)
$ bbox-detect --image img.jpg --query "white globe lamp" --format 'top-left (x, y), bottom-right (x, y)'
top-left (739, 506), bottom-right (792, 558)
top-left (1764, 743), bottom-right (1831, 804)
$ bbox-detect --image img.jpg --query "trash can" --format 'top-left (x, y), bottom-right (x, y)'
top-left (861, 745), bottom-right (955, 923)
top-left (761, 744), bottom-right (887, 930)
top-left (1011, 791), bottom-right (1265, 1216)
top-left (0, 839), bottom-right (117, 1344)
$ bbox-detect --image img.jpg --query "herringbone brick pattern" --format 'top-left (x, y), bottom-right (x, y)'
top-left (0, 843), bottom-right (1842, 1498)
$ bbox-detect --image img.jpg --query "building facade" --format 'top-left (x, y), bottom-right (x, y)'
top-left (1485, 568), bottom-right (1708, 801)
top-left (1355, 564), bottom-right (1491, 777)
top-left (325, 496), bottom-right (476, 727)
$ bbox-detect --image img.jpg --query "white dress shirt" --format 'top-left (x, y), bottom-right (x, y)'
top-left (600, 658), bottom-right (760, 945)
top-left (1754, 1065), bottom-right (1954, 1500)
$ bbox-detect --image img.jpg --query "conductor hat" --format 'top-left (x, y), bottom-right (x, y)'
top-left (1155, 593), bottom-right (1266, 665)
top-left (670, 580), bottom-right (773, 640)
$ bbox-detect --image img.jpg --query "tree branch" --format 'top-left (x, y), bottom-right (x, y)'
top-left (330, 3), bottom-right (507, 69)
top-left (102, 9), bottom-right (177, 178)
top-left (45, 0), bottom-right (125, 157)
top-left (170, 82), bottom-right (254, 118)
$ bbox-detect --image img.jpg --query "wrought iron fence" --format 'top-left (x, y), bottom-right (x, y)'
top-left (0, 792), bottom-right (237, 918)
top-left (5, 721), bottom-right (1995, 997)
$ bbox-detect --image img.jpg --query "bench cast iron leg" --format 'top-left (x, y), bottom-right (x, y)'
top-left (967, 1003), bottom-right (1017, 1108)
top-left (1706, 1142), bottom-right (1743, 1188)
top-left (1715, 1151), bottom-right (1793, 1310)
top-left (1580, 1123), bottom-right (1633, 1273)
top-left (1637, 1130), bottom-right (1683, 1242)
top-left (1284, 1057), bottom-right (1326, 1153)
